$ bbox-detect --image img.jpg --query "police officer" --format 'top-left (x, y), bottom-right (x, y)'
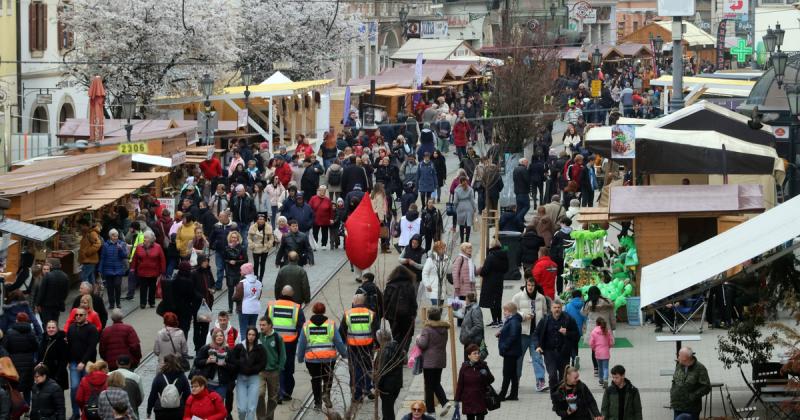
top-left (296, 302), bottom-right (347, 410)
top-left (265, 285), bottom-right (304, 403)
top-left (339, 294), bottom-right (376, 402)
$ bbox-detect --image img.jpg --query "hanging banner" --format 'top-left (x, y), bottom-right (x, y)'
top-left (716, 20), bottom-right (728, 70)
top-left (237, 109), bottom-right (248, 127)
top-left (413, 52), bottom-right (423, 110)
top-left (342, 85), bottom-right (351, 126)
top-left (611, 125), bottom-right (636, 159)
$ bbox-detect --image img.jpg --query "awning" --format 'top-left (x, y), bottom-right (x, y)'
top-left (609, 185), bottom-right (763, 215)
top-left (26, 204), bottom-right (90, 222)
top-left (641, 194), bottom-right (800, 309)
top-left (0, 218), bottom-right (58, 242)
top-left (132, 153), bottom-right (188, 168)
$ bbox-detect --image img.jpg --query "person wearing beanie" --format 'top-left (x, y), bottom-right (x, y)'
top-left (233, 263), bottom-right (262, 336)
top-left (296, 302), bottom-right (347, 410)
top-left (6, 309), bottom-right (38, 400)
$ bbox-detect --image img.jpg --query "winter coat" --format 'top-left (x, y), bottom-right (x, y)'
top-left (0, 300), bottom-right (42, 337)
top-left (35, 270), bottom-right (69, 311)
top-left (479, 247), bottom-right (509, 309)
top-left (30, 378), bottom-right (65, 420)
top-left (3, 321), bottom-right (38, 392)
top-left (564, 297), bottom-right (586, 338)
top-left (551, 381), bottom-right (601, 419)
top-left (67, 321), bottom-right (99, 364)
top-left (415, 320), bottom-right (450, 369)
top-left (453, 120), bottom-right (471, 147)
top-left (383, 267), bottom-right (418, 321)
top-left (340, 164), bottom-right (369, 197)
top-left (669, 358), bottom-right (711, 414)
top-left (400, 161), bottom-right (419, 185)
top-left (308, 195), bottom-right (333, 226)
top-left (455, 360), bottom-right (494, 415)
top-left (194, 344), bottom-right (236, 385)
top-left (451, 253), bottom-right (477, 297)
top-left (38, 331), bottom-right (69, 389)
top-left (208, 221), bottom-right (238, 252)
top-left (175, 222), bottom-right (198, 258)
top-left (98, 239), bottom-right (129, 277)
top-left (533, 256), bottom-right (558, 299)
top-left (79, 224), bottom-right (102, 264)
top-left (432, 154), bottom-right (447, 187)
top-left (253, 192), bottom-right (270, 215)
top-left (459, 303), bottom-right (484, 346)
top-left (601, 378), bottom-right (643, 420)
top-left (376, 339), bottom-right (404, 394)
top-left (131, 243), bottom-right (166, 278)
top-left (589, 326), bottom-right (615, 360)
top-left (535, 313), bottom-right (578, 356)
top-left (247, 223), bottom-right (274, 255)
top-left (453, 185), bottom-right (476, 227)
top-left (153, 327), bottom-right (188, 365)
top-left (265, 183), bottom-right (286, 207)
top-left (275, 232), bottom-right (314, 266)
top-left (581, 297), bottom-right (616, 344)
top-left (230, 194), bottom-right (257, 226)
top-left (76, 371), bottom-right (108, 420)
top-left (520, 229), bottom-right (546, 265)
top-left (229, 342), bottom-right (267, 376)
top-left (421, 252), bottom-right (448, 302)
top-left (513, 164), bottom-right (531, 195)
top-left (512, 288), bottom-right (548, 336)
top-left (98, 387), bottom-right (133, 420)
top-left (99, 321), bottom-right (142, 370)
top-left (183, 388), bottom-right (226, 420)
top-left (420, 207), bottom-right (443, 239)
top-left (371, 193), bottom-right (390, 222)
top-left (286, 203), bottom-right (315, 232)
top-left (222, 244), bottom-right (247, 286)
top-left (416, 160), bottom-right (438, 193)
top-left (64, 307), bottom-right (102, 333)
top-left (147, 370), bottom-right (190, 417)
top-left (498, 313), bottom-right (523, 358)
top-left (273, 263), bottom-right (311, 305)
top-left (324, 165), bottom-right (343, 194)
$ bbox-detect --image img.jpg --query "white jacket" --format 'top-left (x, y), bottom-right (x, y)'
top-left (421, 252), bottom-right (449, 301)
top-left (398, 217), bottom-right (421, 247)
top-left (239, 274), bottom-right (262, 315)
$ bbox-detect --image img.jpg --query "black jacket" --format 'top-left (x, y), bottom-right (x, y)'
top-left (35, 270), bottom-right (69, 311)
top-left (275, 231), bottom-right (314, 266)
top-left (66, 322), bottom-right (99, 364)
top-left (383, 266), bottom-right (418, 321)
top-left (193, 345), bottom-right (236, 385)
top-left (229, 343), bottom-right (267, 376)
top-left (376, 340), bottom-right (404, 394)
top-left (528, 160), bottom-right (546, 184)
top-left (197, 207), bottom-right (218, 238)
top-left (374, 165), bottom-right (401, 196)
top-left (38, 331), bottom-right (69, 389)
top-left (552, 381), bottom-right (601, 419)
top-left (71, 294), bottom-right (107, 329)
top-left (300, 164), bottom-right (323, 194)
top-left (30, 378), bottom-right (65, 420)
top-left (535, 313), bottom-right (579, 355)
top-left (209, 221), bottom-right (239, 252)
top-left (230, 194), bottom-right (257, 225)
top-left (432, 154), bottom-right (447, 187)
top-left (3, 322), bottom-right (38, 392)
top-left (479, 247), bottom-right (509, 309)
top-left (146, 370), bottom-right (190, 417)
top-left (520, 230), bottom-right (546, 265)
top-left (513, 164), bottom-right (531, 195)
top-left (340, 164), bottom-right (369, 197)
top-left (356, 281), bottom-right (384, 331)
top-left (421, 207), bottom-right (443, 238)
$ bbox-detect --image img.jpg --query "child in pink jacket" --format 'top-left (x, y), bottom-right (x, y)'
top-left (588, 316), bottom-right (615, 388)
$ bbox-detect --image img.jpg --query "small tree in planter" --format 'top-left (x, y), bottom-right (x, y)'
top-left (717, 305), bottom-right (777, 373)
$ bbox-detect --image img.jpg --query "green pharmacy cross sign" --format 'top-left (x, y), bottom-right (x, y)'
top-left (730, 39), bottom-right (753, 63)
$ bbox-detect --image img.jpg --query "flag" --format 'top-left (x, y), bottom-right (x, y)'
top-left (343, 85), bottom-right (351, 126)
top-left (413, 52), bottom-right (423, 108)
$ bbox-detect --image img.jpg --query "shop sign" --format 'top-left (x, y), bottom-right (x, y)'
top-left (36, 94), bottom-right (52, 105)
top-left (730, 39), bottom-right (752, 63)
top-left (773, 126), bottom-right (789, 139)
top-left (171, 151), bottom-right (187, 166)
top-left (591, 80), bottom-right (602, 98)
top-left (237, 109), bottom-right (248, 127)
top-left (722, 0), bottom-right (748, 18)
top-left (611, 125), bottom-right (636, 159)
top-left (582, 9), bottom-right (597, 24)
top-left (406, 21), bottom-right (420, 38)
top-left (118, 142), bottom-right (148, 154)
top-left (159, 198), bottom-right (176, 217)
top-left (421, 20), bottom-right (448, 39)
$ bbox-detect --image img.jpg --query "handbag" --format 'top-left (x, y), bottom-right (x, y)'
top-left (189, 249), bottom-right (198, 266)
top-left (380, 225), bottom-right (390, 239)
top-left (446, 201), bottom-right (456, 216)
top-left (197, 300), bottom-right (213, 323)
top-left (479, 340), bottom-right (489, 361)
top-left (167, 330), bottom-right (190, 371)
top-left (412, 354), bottom-right (424, 376)
top-left (485, 385), bottom-right (502, 411)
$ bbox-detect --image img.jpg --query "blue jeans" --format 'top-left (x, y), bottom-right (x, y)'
top-left (350, 347), bottom-right (374, 400)
top-left (236, 374), bottom-right (260, 420)
top-left (214, 251), bottom-right (225, 289)
top-left (597, 358), bottom-right (609, 382)
top-left (270, 206), bottom-right (278, 230)
top-left (80, 264), bottom-right (96, 284)
top-left (517, 334), bottom-right (545, 382)
top-left (515, 193), bottom-right (530, 226)
top-left (69, 362), bottom-right (87, 417)
top-left (165, 256), bottom-right (178, 281)
top-left (239, 222), bottom-right (251, 250)
top-left (208, 384), bottom-right (227, 402)
top-left (239, 313), bottom-right (258, 337)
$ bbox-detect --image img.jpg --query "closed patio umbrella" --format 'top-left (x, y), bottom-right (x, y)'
top-left (88, 75), bottom-right (106, 142)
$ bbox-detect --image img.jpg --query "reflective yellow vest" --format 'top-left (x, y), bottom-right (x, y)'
top-left (267, 299), bottom-right (300, 343)
top-left (303, 320), bottom-right (336, 360)
top-left (345, 307), bottom-right (374, 346)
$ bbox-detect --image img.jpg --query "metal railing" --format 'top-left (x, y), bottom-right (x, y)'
top-left (10, 133), bottom-right (56, 163)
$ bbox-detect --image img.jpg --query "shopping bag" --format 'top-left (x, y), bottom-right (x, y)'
top-left (451, 402), bottom-right (461, 420)
top-left (0, 357), bottom-right (19, 382)
top-left (485, 385), bottom-right (501, 411)
top-left (155, 277), bottom-right (162, 299)
top-left (196, 300), bottom-right (213, 323)
top-left (445, 202), bottom-right (456, 216)
top-left (448, 296), bottom-right (465, 319)
top-left (407, 344), bottom-right (423, 374)
top-left (189, 249), bottom-right (198, 267)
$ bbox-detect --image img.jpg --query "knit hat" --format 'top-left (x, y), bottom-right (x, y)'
top-left (240, 263), bottom-right (254, 276)
top-left (16, 312), bottom-right (29, 323)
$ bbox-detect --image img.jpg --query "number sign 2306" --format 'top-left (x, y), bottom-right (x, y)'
top-left (118, 142), bottom-right (148, 154)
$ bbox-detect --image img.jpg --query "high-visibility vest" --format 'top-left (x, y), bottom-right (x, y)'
top-left (345, 307), bottom-right (374, 346)
top-left (267, 300), bottom-right (300, 343)
top-left (303, 320), bottom-right (337, 360)
top-left (129, 231), bottom-right (144, 262)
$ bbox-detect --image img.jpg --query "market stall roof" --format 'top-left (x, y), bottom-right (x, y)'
top-left (409, 60), bottom-right (482, 78)
top-left (224, 79), bottom-right (333, 95)
top-left (260, 71), bottom-right (293, 85)
top-left (650, 75), bottom-right (755, 97)
top-left (584, 126), bottom-right (784, 181)
top-left (58, 118), bottom-right (194, 139)
top-left (640, 193), bottom-right (800, 310)
top-left (0, 218), bottom-right (58, 242)
top-left (389, 39), bottom-right (478, 61)
top-left (556, 45), bottom-right (624, 61)
top-left (651, 101), bottom-right (775, 146)
top-left (376, 88), bottom-right (426, 97)
top-left (608, 184), bottom-right (764, 215)
top-left (0, 152), bottom-right (120, 196)
top-left (51, 172), bottom-right (166, 211)
top-left (653, 21), bottom-right (716, 47)
top-left (615, 42), bottom-right (653, 58)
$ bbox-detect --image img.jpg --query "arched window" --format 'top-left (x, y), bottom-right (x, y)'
top-left (59, 102), bottom-right (74, 126)
top-left (31, 106), bottom-right (49, 133)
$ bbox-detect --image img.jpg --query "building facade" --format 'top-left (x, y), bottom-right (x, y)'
top-left (0, 0), bottom-right (18, 171)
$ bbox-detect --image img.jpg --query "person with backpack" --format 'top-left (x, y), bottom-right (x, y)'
top-left (356, 273), bottom-right (383, 332)
top-left (31, 365), bottom-right (63, 420)
top-left (98, 372), bottom-right (134, 420)
top-left (325, 160), bottom-right (344, 202)
top-left (75, 361), bottom-right (108, 420)
top-left (146, 354), bottom-right (190, 420)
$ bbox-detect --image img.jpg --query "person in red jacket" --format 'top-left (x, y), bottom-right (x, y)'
top-left (99, 309), bottom-right (142, 370)
top-left (532, 247), bottom-right (558, 300)
top-left (199, 155), bottom-right (223, 181)
top-left (294, 134), bottom-right (314, 158)
top-left (76, 361), bottom-right (109, 420)
top-left (274, 157), bottom-right (293, 187)
top-left (184, 375), bottom-right (226, 420)
top-left (308, 185), bottom-right (333, 248)
top-left (130, 231), bottom-right (166, 309)
top-left (453, 110), bottom-right (472, 159)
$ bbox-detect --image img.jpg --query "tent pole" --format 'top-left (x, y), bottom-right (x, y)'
top-left (632, 157), bottom-right (637, 186)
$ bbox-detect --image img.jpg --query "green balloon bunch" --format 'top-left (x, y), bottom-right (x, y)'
top-left (571, 279), bottom-right (635, 310)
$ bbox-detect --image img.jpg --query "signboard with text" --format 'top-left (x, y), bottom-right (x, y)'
top-left (723, 0), bottom-right (748, 18)
top-left (421, 20), bottom-right (448, 39)
top-left (118, 142), bottom-right (148, 154)
top-left (591, 80), bottom-right (602, 98)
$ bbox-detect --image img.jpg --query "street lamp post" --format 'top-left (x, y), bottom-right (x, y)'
top-left (241, 66), bottom-right (253, 105)
top-left (591, 47), bottom-right (602, 79)
top-left (200, 74), bottom-right (214, 146)
top-left (121, 95), bottom-right (136, 143)
top-left (653, 34), bottom-right (664, 71)
top-left (670, 17), bottom-right (685, 112)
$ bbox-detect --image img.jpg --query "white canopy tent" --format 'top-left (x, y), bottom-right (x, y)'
top-left (640, 194), bottom-right (800, 309)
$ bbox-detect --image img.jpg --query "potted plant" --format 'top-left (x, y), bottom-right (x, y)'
top-left (716, 305), bottom-right (778, 377)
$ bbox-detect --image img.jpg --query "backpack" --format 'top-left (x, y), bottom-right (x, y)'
top-left (159, 374), bottom-right (182, 409)
top-left (327, 168), bottom-right (342, 187)
top-left (85, 385), bottom-right (102, 420)
top-left (123, 378), bottom-right (143, 411)
top-left (4, 383), bottom-right (28, 420)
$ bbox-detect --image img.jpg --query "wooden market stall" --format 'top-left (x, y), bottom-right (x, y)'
top-left (622, 20), bottom-right (717, 68)
top-left (0, 152), bottom-right (166, 282)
